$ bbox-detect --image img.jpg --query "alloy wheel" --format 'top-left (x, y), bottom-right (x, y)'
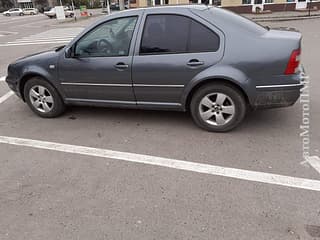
top-left (198, 92), bottom-right (235, 126)
top-left (29, 85), bottom-right (54, 113)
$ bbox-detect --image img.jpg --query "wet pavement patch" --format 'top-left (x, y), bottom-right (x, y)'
top-left (305, 225), bottom-right (320, 238)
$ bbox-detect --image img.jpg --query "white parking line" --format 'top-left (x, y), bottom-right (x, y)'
top-left (0, 41), bottom-right (70, 47)
top-left (0, 15), bottom-right (43, 25)
top-left (0, 31), bottom-right (18, 35)
top-left (307, 156), bottom-right (320, 174)
top-left (8, 38), bottom-right (74, 43)
top-left (0, 28), bottom-right (83, 47)
top-left (1, 135), bottom-right (320, 192)
top-left (0, 91), bottom-right (14, 104)
top-left (0, 76), bottom-right (5, 81)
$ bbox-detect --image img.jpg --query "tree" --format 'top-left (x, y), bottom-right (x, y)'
top-left (0, 0), bottom-right (15, 9)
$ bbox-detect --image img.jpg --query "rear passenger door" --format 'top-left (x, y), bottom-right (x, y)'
top-left (132, 10), bottom-right (224, 109)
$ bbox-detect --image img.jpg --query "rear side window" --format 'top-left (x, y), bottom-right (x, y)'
top-left (140, 15), bottom-right (189, 54)
top-left (188, 19), bottom-right (219, 52)
top-left (140, 14), bottom-right (220, 55)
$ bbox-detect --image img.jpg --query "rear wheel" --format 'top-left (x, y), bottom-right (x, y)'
top-left (190, 83), bottom-right (246, 132)
top-left (24, 77), bottom-right (65, 118)
top-left (19, 12), bottom-right (24, 16)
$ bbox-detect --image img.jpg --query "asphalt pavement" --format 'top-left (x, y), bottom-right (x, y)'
top-left (0, 11), bottom-right (319, 240)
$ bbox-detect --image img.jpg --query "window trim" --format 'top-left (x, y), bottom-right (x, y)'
top-left (72, 15), bottom-right (139, 59)
top-left (241, 0), bottom-right (252, 5)
top-left (139, 13), bottom-right (220, 56)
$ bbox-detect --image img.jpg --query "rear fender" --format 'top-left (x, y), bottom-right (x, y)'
top-left (181, 65), bottom-right (254, 109)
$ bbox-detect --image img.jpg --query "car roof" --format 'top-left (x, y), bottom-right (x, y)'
top-left (112, 4), bottom-right (210, 17)
top-left (119, 4), bottom-right (210, 13)
top-left (90, 5), bottom-right (211, 30)
top-left (144, 4), bottom-right (209, 10)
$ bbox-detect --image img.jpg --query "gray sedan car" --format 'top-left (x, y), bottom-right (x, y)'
top-left (6, 5), bottom-right (305, 132)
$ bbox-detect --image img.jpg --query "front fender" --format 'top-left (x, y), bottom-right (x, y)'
top-left (18, 65), bottom-right (66, 100)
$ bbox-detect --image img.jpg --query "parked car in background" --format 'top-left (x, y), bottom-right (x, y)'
top-left (23, 8), bottom-right (39, 15)
top-left (5, 6), bottom-right (305, 132)
top-left (110, 1), bottom-right (129, 10)
top-left (44, 7), bottom-right (74, 18)
top-left (110, 2), bottom-right (120, 10)
top-left (3, 8), bottom-right (24, 16)
top-left (39, 6), bottom-right (51, 13)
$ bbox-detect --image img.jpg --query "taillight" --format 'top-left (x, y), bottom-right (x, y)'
top-left (284, 49), bottom-right (300, 75)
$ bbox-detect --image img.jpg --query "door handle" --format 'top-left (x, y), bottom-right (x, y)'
top-left (187, 59), bottom-right (204, 67)
top-left (114, 62), bottom-right (129, 70)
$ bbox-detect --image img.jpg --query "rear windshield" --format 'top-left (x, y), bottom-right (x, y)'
top-left (205, 7), bottom-right (267, 35)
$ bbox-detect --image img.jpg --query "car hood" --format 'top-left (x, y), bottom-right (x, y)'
top-left (17, 46), bottom-right (64, 61)
top-left (15, 48), bottom-right (61, 63)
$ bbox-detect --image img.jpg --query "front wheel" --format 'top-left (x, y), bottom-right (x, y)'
top-left (24, 77), bottom-right (65, 118)
top-left (190, 83), bottom-right (246, 132)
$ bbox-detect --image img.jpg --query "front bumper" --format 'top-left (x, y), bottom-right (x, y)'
top-left (5, 75), bottom-right (22, 99)
top-left (253, 69), bottom-right (308, 109)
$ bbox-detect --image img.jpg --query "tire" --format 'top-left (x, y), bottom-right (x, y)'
top-left (24, 77), bottom-right (65, 118)
top-left (31, 12), bottom-right (35, 15)
top-left (5, 13), bottom-right (10, 16)
top-left (19, 13), bottom-right (24, 16)
top-left (190, 83), bottom-right (246, 132)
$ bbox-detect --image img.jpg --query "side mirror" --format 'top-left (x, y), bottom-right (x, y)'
top-left (65, 46), bottom-right (75, 58)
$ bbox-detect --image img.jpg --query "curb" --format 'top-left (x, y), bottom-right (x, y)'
top-left (253, 15), bottom-right (320, 22)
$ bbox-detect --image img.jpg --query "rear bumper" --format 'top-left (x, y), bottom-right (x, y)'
top-left (252, 69), bottom-right (307, 109)
top-left (253, 84), bottom-right (303, 109)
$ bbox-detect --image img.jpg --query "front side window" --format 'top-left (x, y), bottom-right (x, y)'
top-left (140, 14), bottom-right (220, 55)
top-left (75, 16), bottom-right (137, 58)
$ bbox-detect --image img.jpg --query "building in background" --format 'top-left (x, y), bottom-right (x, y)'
top-left (221, 0), bottom-right (319, 13)
top-left (5, 0), bottom-right (59, 9)
top-left (1, 0), bottom-right (318, 14)
top-left (17, 0), bottom-right (34, 8)
top-left (130, 0), bottom-right (220, 7)
top-left (130, 0), bottom-right (319, 12)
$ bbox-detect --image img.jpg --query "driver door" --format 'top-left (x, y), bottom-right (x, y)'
top-left (58, 16), bottom-right (138, 105)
